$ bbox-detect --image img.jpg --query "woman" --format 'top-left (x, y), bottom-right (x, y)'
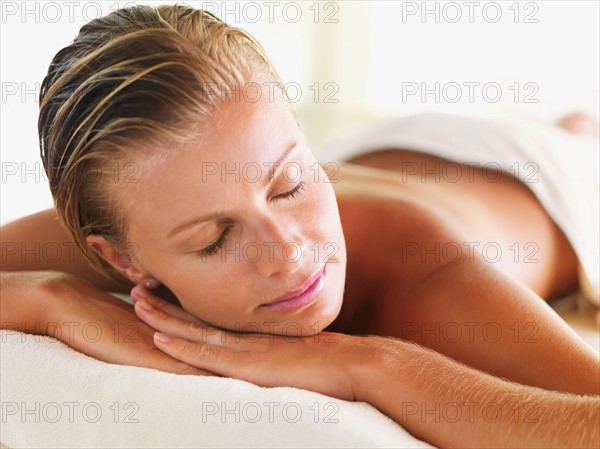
top-left (1, 4), bottom-right (598, 448)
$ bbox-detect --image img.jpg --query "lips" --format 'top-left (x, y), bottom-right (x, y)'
top-left (263, 265), bottom-right (326, 306)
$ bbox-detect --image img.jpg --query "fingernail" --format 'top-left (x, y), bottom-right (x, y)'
top-left (136, 299), bottom-right (153, 311)
top-left (154, 332), bottom-right (170, 344)
top-left (132, 285), bottom-right (149, 299)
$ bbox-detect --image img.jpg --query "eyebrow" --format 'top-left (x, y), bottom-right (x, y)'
top-left (166, 142), bottom-right (299, 239)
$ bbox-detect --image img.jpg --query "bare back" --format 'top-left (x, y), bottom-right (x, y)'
top-left (328, 152), bottom-right (579, 314)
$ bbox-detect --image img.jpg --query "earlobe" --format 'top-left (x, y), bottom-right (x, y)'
top-left (86, 234), bottom-right (148, 285)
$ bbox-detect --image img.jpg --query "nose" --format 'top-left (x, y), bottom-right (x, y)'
top-left (251, 213), bottom-right (308, 278)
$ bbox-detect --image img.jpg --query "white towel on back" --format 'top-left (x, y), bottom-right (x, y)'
top-left (316, 112), bottom-right (600, 308)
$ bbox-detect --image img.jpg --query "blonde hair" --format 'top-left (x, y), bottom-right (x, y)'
top-left (38, 3), bottom-right (287, 281)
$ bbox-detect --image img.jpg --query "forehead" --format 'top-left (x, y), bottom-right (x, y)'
top-left (198, 88), bottom-right (299, 163)
top-left (120, 89), bottom-right (302, 237)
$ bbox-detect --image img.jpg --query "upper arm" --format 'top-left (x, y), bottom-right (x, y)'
top-left (372, 196), bottom-right (472, 296)
top-left (0, 208), bottom-right (133, 293)
top-left (383, 248), bottom-right (600, 395)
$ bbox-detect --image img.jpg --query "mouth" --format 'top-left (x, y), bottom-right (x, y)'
top-left (260, 264), bottom-right (327, 312)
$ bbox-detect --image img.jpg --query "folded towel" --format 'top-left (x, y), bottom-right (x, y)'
top-left (316, 112), bottom-right (600, 308)
top-left (0, 325), bottom-right (434, 448)
top-left (1, 292), bottom-right (597, 448)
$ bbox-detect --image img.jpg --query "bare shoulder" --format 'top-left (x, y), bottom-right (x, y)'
top-left (330, 162), bottom-right (470, 299)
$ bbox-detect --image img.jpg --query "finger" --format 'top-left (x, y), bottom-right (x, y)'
top-left (144, 349), bottom-right (221, 377)
top-left (153, 332), bottom-right (254, 380)
top-left (131, 285), bottom-right (199, 322)
top-left (134, 300), bottom-right (226, 345)
top-left (131, 347), bottom-right (220, 377)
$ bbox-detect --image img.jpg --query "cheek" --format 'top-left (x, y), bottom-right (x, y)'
top-left (310, 179), bottom-right (346, 263)
top-left (313, 176), bottom-right (342, 232)
top-left (154, 263), bottom-right (225, 310)
top-left (168, 279), bottom-right (237, 321)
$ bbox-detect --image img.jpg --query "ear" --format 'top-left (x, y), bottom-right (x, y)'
top-left (86, 234), bottom-right (148, 285)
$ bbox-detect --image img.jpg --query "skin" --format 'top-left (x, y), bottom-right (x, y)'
top-left (87, 88), bottom-right (348, 337)
top-left (1, 86), bottom-right (599, 445)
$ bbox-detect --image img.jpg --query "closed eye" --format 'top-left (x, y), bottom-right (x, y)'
top-left (194, 181), bottom-right (306, 257)
top-left (272, 180), bottom-right (306, 201)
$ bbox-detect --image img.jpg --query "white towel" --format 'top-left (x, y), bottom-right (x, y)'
top-left (316, 112), bottom-right (600, 308)
top-left (0, 325), bottom-right (433, 448)
top-left (1, 293), bottom-right (597, 448)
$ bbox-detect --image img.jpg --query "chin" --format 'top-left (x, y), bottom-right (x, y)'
top-left (287, 262), bottom-right (346, 336)
top-left (294, 284), bottom-right (346, 337)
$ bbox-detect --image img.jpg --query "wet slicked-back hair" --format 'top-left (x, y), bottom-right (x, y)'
top-left (38, 3), bottom-right (286, 281)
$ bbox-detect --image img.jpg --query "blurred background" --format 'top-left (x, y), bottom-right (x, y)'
top-left (1, 0), bottom-right (599, 224)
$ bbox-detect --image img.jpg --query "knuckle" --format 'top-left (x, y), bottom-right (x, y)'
top-left (151, 301), bottom-right (165, 312)
top-left (187, 320), bottom-right (209, 340)
top-left (151, 297), bottom-right (169, 312)
top-left (187, 320), bottom-right (200, 332)
top-left (195, 343), bottom-right (219, 361)
top-left (179, 339), bottom-right (194, 354)
top-left (151, 307), bottom-right (170, 323)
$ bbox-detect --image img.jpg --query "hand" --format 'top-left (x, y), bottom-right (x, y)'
top-left (132, 285), bottom-right (383, 401)
top-left (40, 273), bottom-right (215, 376)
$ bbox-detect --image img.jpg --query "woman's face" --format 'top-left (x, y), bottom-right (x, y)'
top-left (117, 89), bottom-right (347, 336)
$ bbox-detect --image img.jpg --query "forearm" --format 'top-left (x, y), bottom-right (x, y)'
top-left (1, 208), bottom-right (133, 293)
top-left (356, 337), bottom-right (600, 449)
top-left (0, 270), bottom-right (64, 334)
top-left (1, 271), bottom-right (207, 375)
